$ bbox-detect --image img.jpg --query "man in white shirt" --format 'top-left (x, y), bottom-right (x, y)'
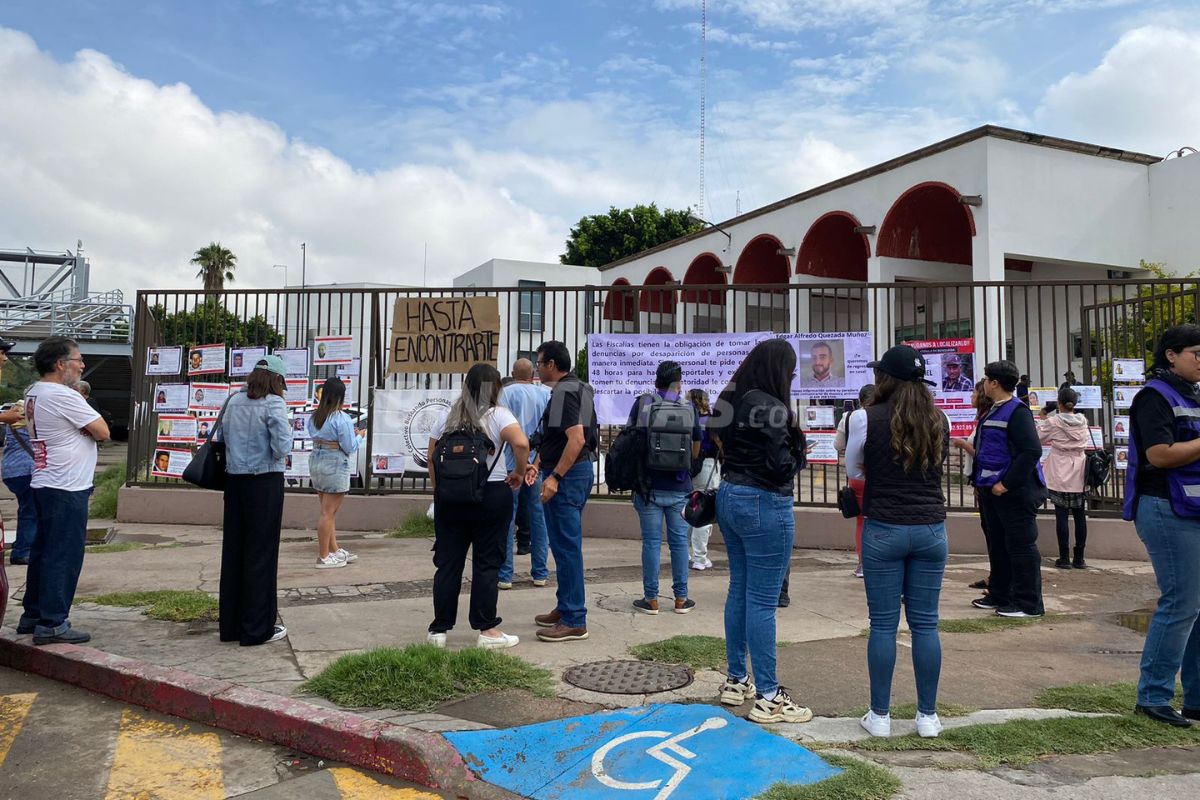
top-left (17, 336), bottom-right (110, 645)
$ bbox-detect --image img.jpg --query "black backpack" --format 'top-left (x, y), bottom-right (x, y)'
top-left (605, 424), bottom-right (647, 493)
top-left (433, 428), bottom-right (504, 505)
top-left (645, 397), bottom-right (695, 472)
top-left (1085, 449), bottom-right (1113, 490)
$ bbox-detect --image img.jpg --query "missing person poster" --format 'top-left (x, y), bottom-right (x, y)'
top-left (187, 344), bottom-right (226, 376)
top-left (1027, 387), bottom-right (1056, 411)
top-left (314, 335), bottom-right (355, 365)
top-left (146, 346), bottom-right (182, 376)
top-left (189, 382), bottom-right (230, 412)
top-left (805, 431), bottom-right (839, 465)
top-left (1114, 384), bottom-right (1143, 409)
top-left (194, 415), bottom-right (218, 443)
top-left (274, 347), bottom-right (310, 378)
top-left (230, 347), bottom-right (267, 376)
top-left (907, 338), bottom-right (976, 437)
top-left (1112, 359), bottom-right (1144, 383)
top-left (291, 411), bottom-right (312, 440)
top-left (1089, 427), bottom-right (1104, 450)
top-left (314, 377), bottom-right (352, 407)
top-left (284, 379), bottom-right (310, 407)
top-left (1115, 448), bottom-right (1130, 471)
top-left (337, 357), bottom-right (361, 378)
top-left (284, 449), bottom-right (311, 478)
top-left (156, 415), bottom-right (197, 444)
top-left (1073, 385), bottom-right (1102, 409)
top-left (373, 454), bottom-right (406, 475)
top-left (152, 448), bottom-right (191, 478)
top-left (1113, 415), bottom-right (1130, 440)
top-left (370, 388), bottom-right (457, 472)
top-left (803, 406), bottom-right (835, 429)
top-left (153, 383), bottom-right (189, 413)
top-left (790, 332), bottom-right (873, 400)
top-left (387, 296), bottom-right (501, 374)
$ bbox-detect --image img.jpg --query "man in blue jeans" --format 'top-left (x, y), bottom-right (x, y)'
top-left (498, 358), bottom-right (551, 590)
top-left (17, 336), bottom-right (110, 645)
top-left (628, 361), bottom-right (701, 615)
top-left (530, 341), bottom-right (597, 643)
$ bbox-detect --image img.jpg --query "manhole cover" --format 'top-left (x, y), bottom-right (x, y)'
top-left (563, 660), bottom-right (693, 695)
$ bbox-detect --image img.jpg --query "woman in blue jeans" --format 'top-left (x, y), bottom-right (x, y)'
top-left (845, 345), bottom-right (950, 738)
top-left (1122, 324), bottom-right (1200, 727)
top-left (712, 339), bottom-right (811, 725)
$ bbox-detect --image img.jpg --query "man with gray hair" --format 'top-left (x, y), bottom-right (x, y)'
top-left (497, 358), bottom-right (551, 590)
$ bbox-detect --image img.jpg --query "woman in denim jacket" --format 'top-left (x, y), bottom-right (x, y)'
top-left (217, 355), bottom-right (293, 646)
top-left (307, 378), bottom-right (365, 569)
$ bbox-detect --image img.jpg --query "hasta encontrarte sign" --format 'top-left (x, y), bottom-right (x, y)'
top-left (388, 297), bottom-right (500, 374)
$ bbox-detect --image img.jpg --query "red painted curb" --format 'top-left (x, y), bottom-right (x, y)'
top-left (0, 632), bottom-right (518, 799)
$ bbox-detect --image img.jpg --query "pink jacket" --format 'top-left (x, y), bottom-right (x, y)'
top-left (1037, 412), bottom-right (1089, 493)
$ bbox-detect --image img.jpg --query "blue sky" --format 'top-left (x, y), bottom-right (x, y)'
top-left (1, 1), bottom-right (1198, 294)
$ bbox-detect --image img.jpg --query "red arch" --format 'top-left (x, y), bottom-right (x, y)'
top-left (603, 278), bottom-right (635, 322)
top-left (876, 181), bottom-right (975, 265)
top-left (733, 234), bottom-right (790, 285)
top-left (797, 211), bottom-right (869, 280)
top-left (682, 253), bottom-right (727, 305)
top-left (640, 266), bottom-right (677, 313)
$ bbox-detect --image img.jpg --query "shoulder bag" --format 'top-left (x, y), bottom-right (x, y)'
top-left (182, 393), bottom-right (236, 491)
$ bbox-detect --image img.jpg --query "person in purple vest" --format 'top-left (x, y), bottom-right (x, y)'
top-left (1122, 324), bottom-right (1200, 728)
top-left (969, 360), bottom-right (1047, 618)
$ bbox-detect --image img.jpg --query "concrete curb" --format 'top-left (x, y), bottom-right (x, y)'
top-left (0, 632), bottom-right (519, 799)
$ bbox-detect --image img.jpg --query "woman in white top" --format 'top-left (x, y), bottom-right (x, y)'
top-left (426, 364), bottom-right (530, 650)
top-left (834, 384), bottom-right (875, 578)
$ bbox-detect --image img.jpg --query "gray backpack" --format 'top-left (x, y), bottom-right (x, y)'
top-left (645, 397), bottom-right (694, 473)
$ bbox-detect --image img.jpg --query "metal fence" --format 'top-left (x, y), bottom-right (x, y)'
top-left (128, 279), bottom-right (1200, 515)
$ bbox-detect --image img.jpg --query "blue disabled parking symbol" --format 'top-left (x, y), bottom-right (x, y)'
top-left (444, 703), bottom-right (841, 800)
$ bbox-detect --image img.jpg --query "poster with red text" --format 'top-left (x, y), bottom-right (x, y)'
top-left (905, 338), bottom-right (977, 437)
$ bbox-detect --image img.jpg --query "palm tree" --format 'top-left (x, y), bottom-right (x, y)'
top-left (190, 243), bottom-right (237, 292)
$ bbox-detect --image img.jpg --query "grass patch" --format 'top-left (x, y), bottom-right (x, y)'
top-left (89, 464), bottom-right (126, 519)
top-left (1034, 682), bottom-right (1184, 714)
top-left (630, 635), bottom-right (727, 670)
top-left (852, 714), bottom-right (1200, 768)
top-left (85, 542), bottom-right (146, 554)
top-left (755, 754), bottom-right (901, 800)
top-left (938, 613), bottom-right (1072, 634)
top-left (387, 511), bottom-right (435, 538)
top-left (301, 645), bottom-right (555, 711)
top-left (81, 590), bottom-right (218, 622)
top-left (847, 702), bottom-right (976, 720)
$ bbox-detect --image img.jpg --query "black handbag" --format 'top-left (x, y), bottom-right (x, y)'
top-left (836, 485), bottom-right (861, 519)
top-left (682, 488), bottom-right (717, 527)
top-left (182, 394), bottom-right (235, 491)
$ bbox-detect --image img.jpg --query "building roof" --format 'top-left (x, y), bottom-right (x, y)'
top-left (599, 125), bottom-right (1162, 272)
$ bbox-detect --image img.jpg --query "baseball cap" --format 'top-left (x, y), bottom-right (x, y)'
top-left (254, 354), bottom-right (288, 377)
top-left (944, 354), bottom-right (962, 366)
top-left (0, 338), bottom-right (15, 354)
top-left (867, 345), bottom-right (936, 385)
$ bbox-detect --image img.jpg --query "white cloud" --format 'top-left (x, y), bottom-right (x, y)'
top-left (0, 27), bottom-right (564, 299)
top-left (1036, 25), bottom-right (1200, 155)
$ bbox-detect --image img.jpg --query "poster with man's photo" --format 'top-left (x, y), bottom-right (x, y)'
top-left (194, 415), bottom-right (218, 443)
top-left (789, 332), bottom-right (873, 400)
top-left (230, 347), bottom-right (267, 376)
top-left (373, 454), bottom-right (406, 475)
top-left (187, 344), bottom-right (226, 376)
top-left (146, 346), bottom-right (182, 375)
top-left (802, 406), bottom-right (835, 429)
top-left (152, 448), bottom-right (191, 478)
top-left (313, 335), bottom-right (355, 365)
top-left (156, 415), bottom-right (197, 444)
top-left (907, 338), bottom-right (976, 437)
top-left (189, 382), bottom-right (230, 412)
top-left (291, 411), bottom-right (312, 440)
top-left (284, 449), bottom-right (311, 478)
top-left (153, 383), bottom-right (190, 413)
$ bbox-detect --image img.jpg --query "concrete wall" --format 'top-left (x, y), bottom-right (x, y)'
top-left (118, 486), bottom-right (1147, 561)
top-left (1148, 151), bottom-right (1200, 273)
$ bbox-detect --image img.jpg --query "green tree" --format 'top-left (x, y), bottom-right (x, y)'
top-left (560, 204), bottom-right (703, 267)
top-left (574, 345), bottom-right (588, 382)
top-left (190, 242), bottom-right (237, 292)
top-left (151, 300), bottom-right (283, 349)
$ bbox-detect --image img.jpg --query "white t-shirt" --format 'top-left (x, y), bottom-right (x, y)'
top-left (429, 405), bottom-right (520, 482)
top-left (25, 381), bottom-right (102, 492)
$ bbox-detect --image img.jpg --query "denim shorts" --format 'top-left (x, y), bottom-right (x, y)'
top-left (309, 448), bottom-right (350, 494)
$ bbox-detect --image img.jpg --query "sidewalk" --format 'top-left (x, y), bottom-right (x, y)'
top-left (2, 514), bottom-right (1194, 798)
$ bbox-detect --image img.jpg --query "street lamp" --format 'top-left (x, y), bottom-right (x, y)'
top-left (686, 213), bottom-right (732, 252)
top-left (272, 264), bottom-right (289, 287)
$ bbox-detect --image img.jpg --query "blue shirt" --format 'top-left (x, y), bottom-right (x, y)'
top-left (1, 425), bottom-right (35, 478)
top-left (216, 391), bottom-right (292, 475)
top-left (501, 382), bottom-right (550, 470)
top-left (306, 410), bottom-right (361, 455)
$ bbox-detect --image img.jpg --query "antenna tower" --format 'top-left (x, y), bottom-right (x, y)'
top-left (698, 0), bottom-right (706, 219)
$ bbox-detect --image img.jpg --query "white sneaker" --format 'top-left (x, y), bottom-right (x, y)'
top-left (719, 675), bottom-right (756, 706)
top-left (267, 625), bottom-right (288, 643)
top-left (426, 631), bottom-right (447, 648)
top-left (497, 581), bottom-right (513, 590)
top-left (316, 554), bottom-right (346, 569)
top-left (859, 709), bottom-right (891, 737)
top-left (749, 688), bottom-right (814, 724)
top-left (916, 712), bottom-right (943, 738)
top-left (531, 578), bottom-right (548, 587)
top-left (477, 631), bottom-right (519, 649)
top-left (702, 557), bottom-right (713, 569)
top-left (335, 548), bottom-right (358, 563)
top-left (690, 560), bottom-right (707, 571)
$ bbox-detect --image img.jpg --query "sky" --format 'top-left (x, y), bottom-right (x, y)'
top-left (1, 0), bottom-right (1199, 299)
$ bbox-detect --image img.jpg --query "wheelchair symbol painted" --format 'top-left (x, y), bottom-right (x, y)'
top-left (590, 716), bottom-right (728, 799)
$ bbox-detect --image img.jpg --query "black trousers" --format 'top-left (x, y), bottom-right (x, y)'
top-left (431, 481), bottom-right (513, 633)
top-left (220, 473), bottom-right (284, 646)
top-left (978, 485), bottom-right (1046, 614)
top-left (1055, 506), bottom-right (1088, 558)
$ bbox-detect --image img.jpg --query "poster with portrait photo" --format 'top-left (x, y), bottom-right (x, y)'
top-left (1114, 384), bottom-right (1143, 409)
top-left (284, 449), bottom-right (311, 478)
top-left (194, 415), bottom-right (218, 444)
top-left (284, 379), bottom-right (310, 407)
top-left (1112, 359), bottom-right (1144, 383)
top-left (291, 411), bottom-right (312, 441)
top-left (1026, 387), bottom-right (1056, 412)
top-left (313, 377), bottom-right (353, 407)
top-left (187, 343), bottom-right (226, 376)
top-left (787, 332), bottom-right (872, 400)
top-left (146, 346), bottom-right (182, 376)
top-left (274, 347), bottom-right (310, 378)
top-left (229, 347), bottom-right (267, 376)
top-left (908, 339), bottom-right (977, 437)
top-left (152, 448), bottom-right (192, 478)
top-left (1112, 415), bottom-right (1130, 440)
top-left (156, 414), bottom-right (197, 444)
top-left (372, 454), bottom-right (406, 475)
top-left (313, 335), bottom-right (354, 365)
top-left (153, 383), bottom-right (189, 413)
top-left (803, 405), bottom-right (835, 429)
top-left (189, 382), bottom-right (230, 412)
top-left (1115, 448), bottom-right (1129, 471)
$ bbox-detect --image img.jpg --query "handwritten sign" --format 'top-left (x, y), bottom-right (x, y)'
top-left (388, 297), bottom-right (500, 374)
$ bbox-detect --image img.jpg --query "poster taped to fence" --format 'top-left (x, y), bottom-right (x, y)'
top-left (284, 450), bottom-right (310, 478)
top-left (907, 338), bottom-right (976, 437)
top-left (313, 377), bottom-right (352, 407)
top-left (586, 331), bottom-right (871, 423)
top-left (1027, 387), bottom-right (1056, 411)
top-left (314, 335), bottom-right (355, 365)
top-left (387, 297), bottom-right (500, 374)
top-left (284, 379), bottom-right (310, 407)
top-left (803, 406), bottom-right (835, 429)
top-left (187, 344), bottom-right (226, 376)
top-left (370, 388), bottom-right (457, 472)
top-left (1073, 385), bottom-right (1102, 409)
top-left (156, 415), bottom-right (197, 444)
top-left (1112, 359), bottom-right (1144, 383)
top-left (805, 431), bottom-right (839, 464)
top-left (1113, 415), bottom-right (1130, 440)
top-left (153, 384), bottom-right (189, 413)
top-left (290, 412), bottom-right (312, 441)
top-left (146, 346), bottom-right (182, 376)
top-left (372, 454), bottom-right (407, 475)
top-left (194, 415), bottom-right (217, 443)
top-left (1115, 449), bottom-right (1129, 471)
top-left (274, 347), bottom-right (310, 378)
top-left (151, 448), bottom-right (191, 478)
top-left (1089, 427), bottom-right (1104, 449)
top-left (229, 347), bottom-right (267, 376)
top-left (189, 382), bottom-right (230, 412)
top-left (337, 357), bottom-right (361, 378)
top-left (1114, 384), bottom-right (1143, 409)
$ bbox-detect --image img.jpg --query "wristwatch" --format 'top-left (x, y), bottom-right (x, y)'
top-left (551, 471), bottom-right (565, 483)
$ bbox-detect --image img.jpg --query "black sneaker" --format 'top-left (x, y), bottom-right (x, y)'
top-left (9, 555), bottom-right (29, 565)
top-left (33, 627), bottom-right (91, 646)
top-left (971, 596), bottom-right (1003, 610)
top-left (633, 598), bottom-right (659, 615)
top-left (1054, 558), bottom-right (1072, 569)
top-left (16, 622), bottom-right (36, 635)
top-left (777, 593), bottom-right (791, 608)
top-left (673, 598), bottom-right (696, 614)
top-left (996, 607), bottom-right (1043, 619)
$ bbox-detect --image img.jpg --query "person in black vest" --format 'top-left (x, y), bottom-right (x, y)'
top-left (970, 360), bottom-right (1047, 618)
top-left (845, 345), bottom-right (949, 738)
top-left (1122, 324), bottom-right (1200, 727)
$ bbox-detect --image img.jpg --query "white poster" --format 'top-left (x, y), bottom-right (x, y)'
top-left (152, 447), bottom-right (192, 478)
top-left (230, 347), bottom-right (267, 376)
top-left (1113, 415), bottom-right (1130, 440)
top-left (805, 431), bottom-right (838, 465)
top-left (788, 331), bottom-right (873, 400)
top-left (313, 335), bottom-right (355, 365)
top-left (156, 414), bottom-right (196, 444)
top-left (1114, 384), bottom-right (1143, 409)
top-left (284, 379), bottom-right (310, 407)
top-left (337, 357), bottom-right (361, 378)
top-left (802, 406), bottom-right (835, 429)
top-left (314, 377), bottom-right (352, 407)
top-left (371, 388), bottom-right (457, 473)
top-left (1074, 385), bottom-right (1102, 410)
top-left (1112, 359), bottom-right (1143, 383)
top-left (1115, 448), bottom-right (1130, 471)
top-left (1027, 387), bottom-right (1056, 411)
top-left (146, 346), bottom-right (182, 376)
top-left (291, 411), bottom-right (312, 440)
top-left (187, 344), bottom-right (226, 376)
top-left (274, 347), bottom-right (310, 378)
top-left (285, 449), bottom-right (311, 478)
top-left (189, 382), bottom-right (230, 412)
top-left (194, 415), bottom-right (218, 443)
top-left (372, 453), bottom-right (407, 474)
top-left (153, 383), bottom-right (189, 413)
top-left (1088, 426), bottom-right (1104, 450)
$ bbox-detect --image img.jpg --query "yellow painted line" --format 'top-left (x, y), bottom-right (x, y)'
top-left (329, 767), bottom-right (442, 798)
top-left (0, 693), bottom-right (37, 769)
top-left (104, 710), bottom-right (224, 800)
